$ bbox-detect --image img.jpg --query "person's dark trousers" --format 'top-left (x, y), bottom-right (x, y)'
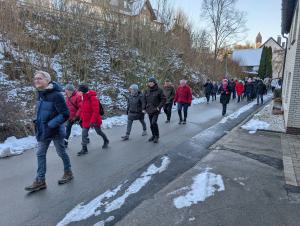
top-left (212, 94), bottom-right (217, 101)
top-left (65, 120), bottom-right (74, 141)
top-left (163, 103), bottom-right (173, 121)
top-left (222, 103), bottom-right (227, 116)
top-left (246, 93), bottom-right (252, 102)
top-left (177, 103), bottom-right (189, 122)
top-left (257, 94), bottom-right (263, 104)
top-left (232, 90), bottom-right (236, 99)
top-left (148, 113), bottom-right (159, 138)
top-left (82, 127), bottom-right (108, 146)
top-left (126, 119), bottom-right (147, 135)
top-left (206, 94), bottom-right (210, 103)
top-left (237, 95), bottom-right (241, 103)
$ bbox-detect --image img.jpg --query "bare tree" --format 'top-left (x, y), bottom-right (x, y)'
top-left (201, 0), bottom-right (246, 61)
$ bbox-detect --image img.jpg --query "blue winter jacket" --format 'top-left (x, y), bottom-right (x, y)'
top-left (35, 82), bottom-right (69, 142)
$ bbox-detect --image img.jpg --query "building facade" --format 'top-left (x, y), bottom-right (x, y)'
top-left (282, 0), bottom-right (300, 134)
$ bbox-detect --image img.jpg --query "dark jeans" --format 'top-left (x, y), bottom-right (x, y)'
top-left (206, 94), bottom-right (210, 103)
top-left (237, 95), bottom-right (241, 103)
top-left (246, 93), bottom-right (252, 102)
top-left (211, 93), bottom-right (217, 101)
top-left (36, 138), bottom-right (71, 181)
top-left (82, 127), bottom-right (108, 146)
top-left (148, 113), bottom-right (159, 137)
top-left (232, 90), bottom-right (236, 99)
top-left (222, 103), bottom-right (227, 116)
top-left (177, 103), bottom-right (189, 121)
top-left (126, 119), bottom-right (147, 135)
top-left (163, 103), bottom-right (173, 121)
top-left (65, 120), bottom-right (74, 141)
top-left (257, 94), bottom-right (263, 104)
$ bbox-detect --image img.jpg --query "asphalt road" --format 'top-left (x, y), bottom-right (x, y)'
top-left (0, 99), bottom-right (257, 226)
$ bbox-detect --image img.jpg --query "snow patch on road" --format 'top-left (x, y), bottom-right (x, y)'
top-left (173, 168), bottom-right (225, 209)
top-left (93, 216), bottom-right (115, 226)
top-left (57, 156), bottom-right (170, 226)
top-left (241, 119), bottom-right (270, 134)
top-left (192, 97), bottom-right (207, 105)
top-left (0, 136), bottom-right (36, 158)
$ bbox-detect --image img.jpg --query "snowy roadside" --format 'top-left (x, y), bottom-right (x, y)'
top-left (241, 102), bottom-right (285, 134)
top-left (0, 97), bottom-right (208, 158)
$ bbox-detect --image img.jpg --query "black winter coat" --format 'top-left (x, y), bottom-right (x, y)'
top-left (204, 82), bottom-right (213, 95)
top-left (212, 84), bottom-right (218, 94)
top-left (218, 85), bottom-right (232, 104)
top-left (163, 85), bottom-right (176, 104)
top-left (127, 92), bottom-right (145, 121)
top-left (256, 81), bottom-right (267, 95)
top-left (245, 83), bottom-right (254, 94)
top-left (144, 85), bottom-right (166, 114)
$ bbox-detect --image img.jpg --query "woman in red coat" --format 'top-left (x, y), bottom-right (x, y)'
top-left (77, 84), bottom-right (109, 156)
top-left (174, 80), bottom-right (192, 124)
top-left (235, 80), bottom-right (244, 103)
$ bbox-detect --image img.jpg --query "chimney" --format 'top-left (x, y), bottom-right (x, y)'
top-left (277, 36), bottom-right (282, 46)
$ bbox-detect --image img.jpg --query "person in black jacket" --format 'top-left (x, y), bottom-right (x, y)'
top-left (121, 84), bottom-right (147, 141)
top-left (218, 79), bottom-right (232, 116)
top-left (204, 79), bottom-right (213, 103)
top-left (163, 80), bottom-right (176, 123)
top-left (245, 78), bottom-right (254, 102)
top-left (25, 71), bottom-right (72, 192)
top-left (211, 81), bottom-right (218, 101)
top-left (256, 79), bottom-right (266, 105)
top-left (143, 77), bottom-right (166, 143)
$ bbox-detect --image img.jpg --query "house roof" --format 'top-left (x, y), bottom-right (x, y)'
top-left (232, 48), bottom-right (263, 67)
top-left (260, 37), bottom-right (284, 50)
top-left (282, 0), bottom-right (297, 34)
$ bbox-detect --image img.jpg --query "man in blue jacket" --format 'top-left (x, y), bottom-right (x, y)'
top-left (25, 71), bottom-right (73, 192)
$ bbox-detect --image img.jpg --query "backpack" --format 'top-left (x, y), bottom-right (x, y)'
top-left (99, 100), bottom-right (105, 116)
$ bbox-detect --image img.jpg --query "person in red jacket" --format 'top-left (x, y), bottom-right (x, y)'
top-left (64, 84), bottom-right (82, 148)
top-left (174, 79), bottom-right (192, 124)
top-left (77, 84), bottom-right (109, 156)
top-left (235, 80), bottom-right (245, 103)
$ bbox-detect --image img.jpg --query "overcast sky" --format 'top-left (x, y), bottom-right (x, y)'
top-left (151, 0), bottom-right (282, 45)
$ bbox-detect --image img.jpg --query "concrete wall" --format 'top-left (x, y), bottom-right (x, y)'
top-left (282, 0), bottom-right (300, 134)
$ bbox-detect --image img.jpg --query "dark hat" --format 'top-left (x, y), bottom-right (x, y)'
top-left (78, 84), bottom-right (89, 93)
top-left (65, 83), bottom-right (75, 91)
top-left (148, 77), bottom-right (157, 84)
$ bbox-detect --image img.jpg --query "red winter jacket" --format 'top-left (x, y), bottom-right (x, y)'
top-left (174, 85), bottom-right (192, 104)
top-left (80, 90), bottom-right (102, 129)
top-left (235, 82), bottom-right (244, 96)
top-left (66, 91), bottom-right (82, 121)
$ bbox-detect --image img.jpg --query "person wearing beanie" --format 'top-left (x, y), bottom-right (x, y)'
top-left (163, 79), bottom-right (175, 123)
top-left (218, 79), bottom-right (232, 116)
top-left (121, 84), bottom-right (147, 141)
top-left (143, 76), bottom-right (166, 143)
top-left (64, 83), bottom-right (82, 148)
top-left (25, 71), bottom-right (73, 192)
top-left (77, 84), bottom-right (109, 156)
top-left (174, 79), bottom-right (192, 124)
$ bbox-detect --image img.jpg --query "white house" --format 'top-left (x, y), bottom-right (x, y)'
top-left (281, 0), bottom-right (300, 134)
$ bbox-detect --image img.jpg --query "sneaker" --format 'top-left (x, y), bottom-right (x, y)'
top-left (25, 180), bottom-right (47, 192)
top-left (58, 171), bottom-right (73, 185)
top-left (148, 136), bottom-right (155, 142)
top-left (142, 131), bottom-right (147, 136)
top-left (102, 139), bottom-right (109, 149)
top-left (77, 146), bottom-right (88, 156)
top-left (121, 135), bottom-right (129, 141)
top-left (153, 136), bottom-right (159, 143)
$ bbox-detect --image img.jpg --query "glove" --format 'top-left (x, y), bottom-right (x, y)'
top-left (188, 103), bottom-right (191, 107)
top-left (90, 123), bottom-right (97, 128)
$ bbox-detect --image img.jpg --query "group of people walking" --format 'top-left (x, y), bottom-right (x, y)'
top-left (25, 70), bottom-right (269, 192)
top-left (25, 72), bottom-right (193, 192)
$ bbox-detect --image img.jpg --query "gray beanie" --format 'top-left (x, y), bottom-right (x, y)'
top-left (65, 84), bottom-right (75, 91)
top-left (129, 84), bottom-right (139, 91)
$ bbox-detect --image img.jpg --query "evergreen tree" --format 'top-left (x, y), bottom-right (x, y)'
top-left (265, 47), bottom-right (273, 79)
top-left (258, 46), bottom-right (267, 78)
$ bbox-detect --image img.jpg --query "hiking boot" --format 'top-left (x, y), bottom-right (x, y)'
top-left (102, 139), bottom-right (109, 149)
top-left (58, 171), bottom-right (73, 185)
top-left (142, 130), bottom-right (147, 136)
top-left (153, 136), bottom-right (159, 143)
top-left (77, 146), bottom-right (88, 156)
top-left (148, 136), bottom-right (155, 142)
top-left (25, 180), bottom-right (47, 192)
top-left (183, 121), bottom-right (187, 125)
top-left (121, 135), bottom-right (129, 141)
top-left (178, 121), bottom-right (182, 125)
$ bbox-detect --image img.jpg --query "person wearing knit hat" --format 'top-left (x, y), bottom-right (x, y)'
top-left (218, 78), bottom-right (232, 116)
top-left (143, 76), bottom-right (166, 143)
top-left (77, 84), bottom-right (110, 156)
top-left (121, 84), bottom-right (147, 141)
top-left (64, 83), bottom-right (82, 148)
